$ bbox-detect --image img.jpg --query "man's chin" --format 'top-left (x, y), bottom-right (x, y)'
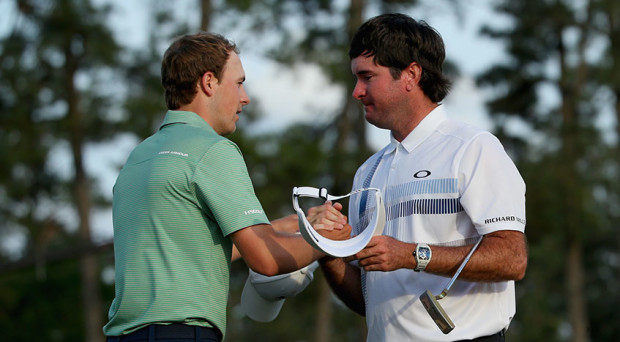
top-left (221, 126), bottom-right (237, 136)
top-left (365, 113), bottom-right (381, 127)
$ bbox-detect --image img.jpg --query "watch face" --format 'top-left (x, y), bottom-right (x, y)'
top-left (418, 247), bottom-right (431, 260)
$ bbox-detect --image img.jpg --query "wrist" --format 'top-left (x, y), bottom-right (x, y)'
top-left (318, 255), bottom-right (344, 268)
top-left (413, 243), bottom-right (432, 272)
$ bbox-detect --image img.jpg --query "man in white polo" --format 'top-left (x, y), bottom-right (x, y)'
top-left (319, 14), bottom-right (527, 342)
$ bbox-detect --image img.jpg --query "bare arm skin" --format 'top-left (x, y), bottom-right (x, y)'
top-left (319, 230), bottom-right (527, 318)
top-left (354, 230), bottom-right (527, 281)
top-left (231, 244), bottom-right (242, 261)
top-left (231, 214), bottom-right (302, 261)
top-left (231, 214), bottom-right (301, 262)
top-left (319, 251), bottom-right (365, 316)
top-left (231, 202), bottom-right (350, 276)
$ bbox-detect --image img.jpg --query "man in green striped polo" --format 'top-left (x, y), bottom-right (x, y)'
top-left (103, 33), bottom-right (349, 342)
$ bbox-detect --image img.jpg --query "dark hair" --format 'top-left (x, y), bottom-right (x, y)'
top-left (349, 13), bottom-right (451, 102)
top-left (161, 33), bottom-right (239, 110)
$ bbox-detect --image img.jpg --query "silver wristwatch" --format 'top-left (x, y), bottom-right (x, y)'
top-left (413, 243), bottom-right (432, 272)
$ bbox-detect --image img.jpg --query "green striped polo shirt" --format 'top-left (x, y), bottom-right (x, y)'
top-left (103, 110), bottom-right (269, 338)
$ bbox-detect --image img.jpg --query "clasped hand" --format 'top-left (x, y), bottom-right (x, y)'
top-left (309, 201), bottom-right (411, 271)
top-left (306, 201), bottom-right (351, 241)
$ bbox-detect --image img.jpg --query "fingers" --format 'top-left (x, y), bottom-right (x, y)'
top-left (354, 236), bottom-right (380, 259)
top-left (318, 223), bottom-right (352, 241)
top-left (354, 236), bottom-right (406, 272)
top-left (357, 251), bottom-right (386, 271)
top-left (332, 201), bottom-right (343, 211)
top-left (343, 255), bottom-right (357, 263)
top-left (320, 201), bottom-right (346, 221)
top-left (307, 201), bottom-right (348, 231)
top-left (341, 237), bottom-right (399, 271)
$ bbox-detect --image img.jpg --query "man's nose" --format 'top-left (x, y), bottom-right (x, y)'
top-left (352, 82), bottom-right (365, 99)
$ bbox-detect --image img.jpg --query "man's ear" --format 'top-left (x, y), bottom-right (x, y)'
top-left (200, 71), bottom-right (218, 96)
top-left (404, 62), bottom-right (422, 92)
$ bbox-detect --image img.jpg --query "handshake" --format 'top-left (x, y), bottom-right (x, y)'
top-left (293, 186), bottom-right (385, 258)
top-left (241, 187), bottom-right (385, 322)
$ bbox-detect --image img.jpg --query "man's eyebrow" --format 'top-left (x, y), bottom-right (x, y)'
top-left (355, 70), bottom-right (373, 76)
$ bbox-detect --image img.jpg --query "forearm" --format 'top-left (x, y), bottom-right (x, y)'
top-left (266, 230), bottom-right (326, 273)
top-left (233, 203), bottom-right (349, 276)
top-left (356, 231), bottom-right (527, 282)
top-left (233, 224), bottom-right (324, 276)
top-left (232, 215), bottom-right (305, 263)
top-left (319, 256), bottom-right (365, 316)
top-left (424, 231), bottom-right (528, 281)
top-left (270, 213), bottom-right (300, 234)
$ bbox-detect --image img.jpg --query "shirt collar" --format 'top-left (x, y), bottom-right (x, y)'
top-left (159, 110), bottom-right (216, 133)
top-left (386, 105), bottom-right (447, 154)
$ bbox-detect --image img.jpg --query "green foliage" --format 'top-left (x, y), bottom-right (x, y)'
top-left (1, 1), bottom-right (125, 341)
top-left (6, 0), bottom-right (618, 341)
top-left (0, 0), bottom-right (117, 257)
top-left (0, 241), bottom-right (115, 342)
top-left (478, 0), bottom-right (620, 340)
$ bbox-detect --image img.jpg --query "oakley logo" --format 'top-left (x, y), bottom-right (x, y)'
top-left (414, 170), bottom-right (431, 178)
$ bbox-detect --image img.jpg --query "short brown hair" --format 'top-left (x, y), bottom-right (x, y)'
top-left (161, 33), bottom-right (239, 110)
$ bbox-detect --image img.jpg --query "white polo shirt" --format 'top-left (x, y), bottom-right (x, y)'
top-left (349, 106), bottom-right (526, 342)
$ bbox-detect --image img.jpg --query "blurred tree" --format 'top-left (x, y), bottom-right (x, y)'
top-left (477, 0), bottom-right (619, 341)
top-left (116, 0), bottom-right (201, 141)
top-left (0, 0), bottom-right (122, 341)
top-left (0, 0), bottom-right (483, 341)
top-left (586, 0), bottom-right (620, 339)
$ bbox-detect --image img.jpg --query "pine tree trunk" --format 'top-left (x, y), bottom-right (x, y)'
top-left (200, 0), bottom-right (212, 31)
top-left (336, 0), bottom-right (366, 155)
top-left (315, 0), bottom-right (366, 341)
top-left (606, 9), bottom-right (620, 336)
top-left (566, 241), bottom-right (588, 342)
top-left (64, 43), bottom-right (103, 342)
top-left (558, 14), bottom-right (590, 341)
top-left (314, 277), bottom-right (333, 342)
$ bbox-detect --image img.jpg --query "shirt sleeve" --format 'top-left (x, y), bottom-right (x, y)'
top-left (193, 140), bottom-right (270, 236)
top-left (458, 132), bottom-right (526, 235)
